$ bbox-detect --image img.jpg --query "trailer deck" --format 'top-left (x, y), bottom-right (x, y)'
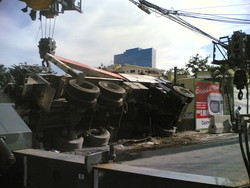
top-left (96, 133), bottom-right (249, 188)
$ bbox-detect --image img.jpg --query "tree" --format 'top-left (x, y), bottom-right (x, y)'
top-left (0, 64), bottom-right (7, 88)
top-left (168, 67), bottom-right (190, 75)
top-left (1, 62), bottom-right (56, 88)
top-left (98, 63), bottom-right (107, 70)
top-left (210, 64), bottom-right (235, 118)
top-left (8, 63), bottom-right (56, 86)
top-left (210, 64), bottom-right (234, 84)
top-left (178, 68), bottom-right (190, 75)
top-left (0, 64), bottom-right (6, 73)
top-left (185, 54), bottom-right (211, 75)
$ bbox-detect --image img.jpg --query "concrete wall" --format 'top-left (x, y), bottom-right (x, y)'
top-left (177, 78), bottom-right (196, 131)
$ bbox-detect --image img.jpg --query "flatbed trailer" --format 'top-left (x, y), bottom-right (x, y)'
top-left (2, 142), bottom-right (250, 188)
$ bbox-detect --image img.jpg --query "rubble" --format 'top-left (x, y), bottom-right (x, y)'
top-left (113, 130), bottom-right (238, 161)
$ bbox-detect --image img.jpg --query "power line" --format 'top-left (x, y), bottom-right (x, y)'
top-left (180, 3), bottom-right (250, 11)
top-left (148, 6), bottom-right (219, 42)
top-left (177, 11), bottom-right (250, 24)
top-left (130, 0), bottom-right (250, 42)
top-left (180, 11), bottom-right (250, 16)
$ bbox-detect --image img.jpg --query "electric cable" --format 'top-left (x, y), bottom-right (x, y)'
top-left (180, 3), bottom-right (250, 11)
top-left (150, 7), bottom-right (220, 42)
top-left (151, 6), bottom-right (250, 25)
top-left (130, 0), bottom-right (250, 43)
top-left (180, 12), bottom-right (250, 16)
top-left (176, 11), bottom-right (250, 24)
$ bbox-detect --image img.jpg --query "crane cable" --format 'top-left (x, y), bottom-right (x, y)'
top-left (38, 16), bottom-right (57, 71)
top-left (40, 16), bottom-right (57, 39)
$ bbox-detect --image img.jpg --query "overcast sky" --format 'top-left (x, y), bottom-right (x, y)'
top-left (0, 0), bottom-right (249, 73)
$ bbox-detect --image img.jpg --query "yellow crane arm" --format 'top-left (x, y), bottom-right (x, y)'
top-left (19, 0), bottom-right (52, 10)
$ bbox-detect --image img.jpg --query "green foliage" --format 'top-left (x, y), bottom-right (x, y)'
top-left (209, 64), bottom-right (235, 94)
top-left (167, 67), bottom-right (190, 75)
top-left (209, 64), bottom-right (236, 116)
top-left (8, 64), bottom-right (29, 86)
top-left (98, 63), bottom-right (107, 70)
top-left (0, 64), bottom-right (7, 74)
top-left (210, 64), bottom-right (234, 81)
top-left (0, 64), bottom-right (8, 88)
top-left (185, 54), bottom-right (211, 74)
top-left (0, 63), bottom-right (57, 87)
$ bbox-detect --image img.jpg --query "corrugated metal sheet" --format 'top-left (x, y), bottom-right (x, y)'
top-left (0, 103), bottom-right (32, 150)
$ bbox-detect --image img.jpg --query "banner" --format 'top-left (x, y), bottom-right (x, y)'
top-left (196, 81), bottom-right (223, 129)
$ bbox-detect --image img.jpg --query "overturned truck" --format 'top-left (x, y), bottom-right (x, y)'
top-left (0, 54), bottom-right (194, 187)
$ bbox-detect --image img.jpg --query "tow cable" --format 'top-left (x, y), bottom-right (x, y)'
top-left (37, 10), bottom-right (57, 71)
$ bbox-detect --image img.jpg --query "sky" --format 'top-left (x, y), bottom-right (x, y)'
top-left (0, 0), bottom-right (249, 73)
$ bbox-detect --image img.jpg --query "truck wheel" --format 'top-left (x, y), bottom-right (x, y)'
top-left (0, 138), bottom-right (16, 175)
top-left (83, 128), bottom-right (110, 147)
top-left (67, 79), bottom-right (100, 100)
top-left (98, 81), bottom-right (126, 99)
top-left (154, 124), bottom-right (175, 137)
top-left (65, 91), bottom-right (97, 109)
top-left (173, 86), bottom-right (194, 103)
top-left (52, 135), bottom-right (84, 152)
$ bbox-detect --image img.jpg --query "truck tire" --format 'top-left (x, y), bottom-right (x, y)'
top-left (65, 91), bottom-right (97, 109)
top-left (52, 135), bottom-right (84, 152)
top-left (67, 79), bottom-right (100, 100)
top-left (98, 81), bottom-right (126, 100)
top-left (0, 138), bottom-right (16, 175)
top-left (172, 86), bottom-right (194, 103)
top-left (83, 128), bottom-right (110, 147)
top-left (154, 124), bottom-right (175, 137)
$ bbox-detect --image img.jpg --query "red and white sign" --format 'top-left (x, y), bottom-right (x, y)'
top-left (196, 81), bottom-right (223, 129)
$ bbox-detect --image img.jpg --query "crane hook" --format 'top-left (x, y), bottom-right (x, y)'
top-left (238, 89), bottom-right (244, 100)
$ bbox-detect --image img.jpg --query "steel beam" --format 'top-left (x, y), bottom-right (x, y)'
top-left (94, 163), bottom-right (242, 188)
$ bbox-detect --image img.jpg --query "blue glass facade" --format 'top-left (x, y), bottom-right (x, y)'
top-left (114, 48), bottom-right (156, 68)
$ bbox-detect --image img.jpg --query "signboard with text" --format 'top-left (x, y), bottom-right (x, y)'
top-left (196, 81), bottom-right (223, 129)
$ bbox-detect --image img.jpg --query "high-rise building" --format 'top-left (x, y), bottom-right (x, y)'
top-left (114, 48), bottom-right (156, 68)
